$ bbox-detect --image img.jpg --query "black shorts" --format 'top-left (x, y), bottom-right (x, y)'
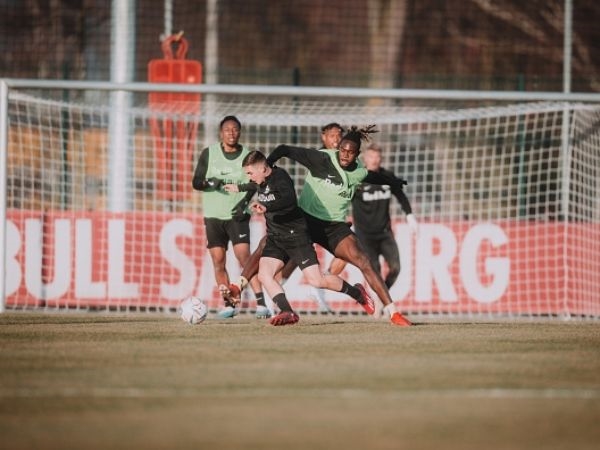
top-left (302, 212), bottom-right (354, 254)
top-left (261, 234), bottom-right (318, 270)
top-left (204, 217), bottom-right (251, 248)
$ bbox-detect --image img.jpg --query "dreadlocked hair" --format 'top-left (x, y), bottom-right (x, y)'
top-left (341, 125), bottom-right (379, 151)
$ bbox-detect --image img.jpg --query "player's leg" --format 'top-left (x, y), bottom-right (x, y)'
top-left (257, 256), bottom-right (299, 326)
top-left (249, 236), bottom-right (266, 273)
top-left (208, 245), bottom-right (240, 319)
top-left (307, 219), bottom-right (376, 314)
top-left (256, 256), bottom-right (284, 301)
top-left (327, 257), bottom-right (347, 276)
top-left (303, 246), bottom-right (333, 313)
top-left (359, 234), bottom-right (386, 315)
top-left (280, 248), bottom-right (332, 313)
top-left (327, 219), bottom-right (354, 276)
top-left (379, 232), bottom-right (401, 289)
top-left (208, 246), bottom-right (229, 289)
top-left (302, 216), bottom-right (348, 312)
top-left (354, 234), bottom-right (385, 316)
top-left (302, 264), bottom-right (368, 306)
top-left (356, 233), bottom-right (382, 276)
top-left (204, 218), bottom-right (238, 318)
top-left (334, 234), bottom-right (411, 326)
top-left (220, 235), bottom-right (266, 309)
top-left (230, 219), bottom-right (268, 317)
top-left (321, 257), bottom-right (348, 313)
top-left (232, 241), bottom-right (264, 300)
top-left (280, 260), bottom-right (298, 281)
top-left (233, 242), bottom-right (270, 318)
top-left (308, 282), bottom-right (333, 313)
top-left (287, 244), bottom-right (356, 307)
top-left (205, 218), bottom-right (230, 288)
top-left (240, 235), bottom-right (265, 284)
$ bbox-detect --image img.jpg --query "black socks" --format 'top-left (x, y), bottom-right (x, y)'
top-left (255, 292), bottom-right (266, 307)
top-left (272, 293), bottom-right (293, 313)
top-left (340, 281), bottom-right (362, 301)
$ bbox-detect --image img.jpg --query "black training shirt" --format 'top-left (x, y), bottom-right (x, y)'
top-left (253, 167), bottom-right (306, 237)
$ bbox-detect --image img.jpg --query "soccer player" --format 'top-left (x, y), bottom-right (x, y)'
top-left (329, 143), bottom-right (418, 291)
top-left (227, 126), bottom-right (413, 326)
top-left (243, 123), bottom-right (344, 314)
top-left (319, 122), bottom-right (344, 150)
top-left (191, 115), bottom-right (269, 319)
top-left (282, 122), bottom-right (344, 311)
top-left (233, 150), bottom-right (375, 326)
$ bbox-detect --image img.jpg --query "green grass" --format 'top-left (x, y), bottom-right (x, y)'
top-left (1, 312), bottom-right (599, 450)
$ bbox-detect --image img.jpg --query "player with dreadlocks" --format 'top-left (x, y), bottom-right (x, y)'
top-left (224, 125), bottom-right (412, 326)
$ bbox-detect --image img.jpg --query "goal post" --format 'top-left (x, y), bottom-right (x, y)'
top-left (1, 79), bottom-right (599, 319)
top-left (0, 80), bottom-right (8, 313)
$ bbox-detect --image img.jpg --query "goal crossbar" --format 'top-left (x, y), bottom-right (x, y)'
top-left (4, 78), bottom-right (600, 102)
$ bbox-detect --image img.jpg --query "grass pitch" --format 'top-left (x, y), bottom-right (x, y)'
top-left (0, 312), bottom-right (599, 450)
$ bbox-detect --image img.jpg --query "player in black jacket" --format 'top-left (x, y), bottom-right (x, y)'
top-left (230, 150), bottom-right (375, 326)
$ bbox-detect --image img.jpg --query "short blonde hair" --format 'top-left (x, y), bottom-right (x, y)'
top-left (365, 143), bottom-right (382, 154)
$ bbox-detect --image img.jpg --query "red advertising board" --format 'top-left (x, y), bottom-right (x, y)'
top-left (4, 210), bottom-right (599, 317)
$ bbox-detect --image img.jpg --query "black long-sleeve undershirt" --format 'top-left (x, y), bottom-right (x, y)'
top-left (267, 144), bottom-right (409, 192)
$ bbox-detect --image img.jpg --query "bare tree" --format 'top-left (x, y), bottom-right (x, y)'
top-left (23, 0), bottom-right (87, 79)
top-left (466, 0), bottom-right (599, 91)
top-left (367, 0), bottom-right (409, 90)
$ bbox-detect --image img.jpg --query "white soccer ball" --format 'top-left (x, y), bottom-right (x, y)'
top-left (179, 296), bottom-right (208, 325)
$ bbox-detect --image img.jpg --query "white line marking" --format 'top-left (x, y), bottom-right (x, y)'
top-left (1, 387), bottom-right (599, 400)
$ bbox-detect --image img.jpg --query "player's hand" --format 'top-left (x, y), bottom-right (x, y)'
top-left (406, 213), bottom-right (419, 235)
top-left (250, 202), bottom-right (266, 214)
top-left (205, 178), bottom-right (223, 189)
top-left (223, 184), bottom-right (239, 193)
top-left (228, 283), bottom-right (242, 304)
top-left (218, 284), bottom-right (241, 306)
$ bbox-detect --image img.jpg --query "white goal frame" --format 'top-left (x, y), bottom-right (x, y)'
top-left (2, 79), bottom-right (600, 318)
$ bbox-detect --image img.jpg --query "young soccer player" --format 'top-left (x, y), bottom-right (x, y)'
top-left (236, 150), bottom-right (374, 326)
top-left (191, 115), bottom-right (268, 319)
top-left (237, 123), bottom-right (345, 314)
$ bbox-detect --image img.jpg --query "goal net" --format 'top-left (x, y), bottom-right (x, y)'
top-left (3, 88), bottom-right (600, 319)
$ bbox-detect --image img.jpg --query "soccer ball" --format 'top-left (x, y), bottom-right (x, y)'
top-left (179, 296), bottom-right (208, 325)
